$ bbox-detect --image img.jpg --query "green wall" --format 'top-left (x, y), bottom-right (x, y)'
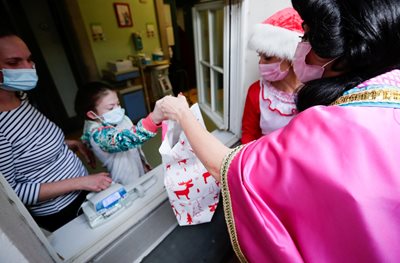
top-left (78, 0), bottom-right (161, 74)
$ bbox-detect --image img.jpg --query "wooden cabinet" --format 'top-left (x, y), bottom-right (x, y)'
top-left (138, 60), bottom-right (170, 109)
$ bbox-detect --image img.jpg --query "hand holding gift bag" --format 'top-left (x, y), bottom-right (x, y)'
top-left (159, 103), bottom-right (220, 226)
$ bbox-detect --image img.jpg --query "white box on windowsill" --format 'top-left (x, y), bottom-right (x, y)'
top-left (107, 59), bottom-right (133, 72)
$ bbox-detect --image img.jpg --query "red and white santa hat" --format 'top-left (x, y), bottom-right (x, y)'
top-left (248, 7), bottom-right (304, 61)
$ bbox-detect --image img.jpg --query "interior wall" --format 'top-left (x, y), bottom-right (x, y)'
top-left (175, 8), bottom-right (185, 30)
top-left (20, 0), bottom-right (79, 118)
top-left (78, 0), bottom-right (162, 74)
top-left (59, 0), bottom-right (100, 83)
top-left (242, 0), bottom-right (293, 89)
top-left (163, 4), bottom-right (173, 27)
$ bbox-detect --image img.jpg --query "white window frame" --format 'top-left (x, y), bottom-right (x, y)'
top-left (192, 1), bottom-right (230, 130)
top-left (192, 0), bottom-right (246, 143)
top-left (227, 0), bottom-right (246, 137)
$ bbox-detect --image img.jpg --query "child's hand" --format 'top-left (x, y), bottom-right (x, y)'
top-left (151, 98), bottom-right (165, 124)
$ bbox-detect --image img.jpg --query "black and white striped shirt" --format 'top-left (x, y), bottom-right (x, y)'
top-left (0, 98), bottom-right (88, 216)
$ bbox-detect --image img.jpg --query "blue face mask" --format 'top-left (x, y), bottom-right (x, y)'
top-left (0, 68), bottom-right (38, 91)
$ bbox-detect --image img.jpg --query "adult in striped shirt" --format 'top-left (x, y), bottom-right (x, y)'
top-left (0, 32), bottom-right (112, 232)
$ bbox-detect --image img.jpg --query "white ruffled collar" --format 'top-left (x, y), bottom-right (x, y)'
top-left (260, 80), bottom-right (297, 116)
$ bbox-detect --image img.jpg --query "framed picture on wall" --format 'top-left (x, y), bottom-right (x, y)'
top-left (113, 2), bottom-right (133, 27)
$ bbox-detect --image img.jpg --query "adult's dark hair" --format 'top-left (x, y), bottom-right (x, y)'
top-left (74, 81), bottom-right (115, 120)
top-left (0, 27), bottom-right (16, 39)
top-left (291, 0), bottom-right (400, 111)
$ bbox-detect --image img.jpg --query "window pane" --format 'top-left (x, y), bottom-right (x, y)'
top-left (211, 8), bottom-right (224, 68)
top-left (199, 10), bottom-right (210, 62)
top-left (213, 71), bottom-right (224, 116)
top-left (193, 2), bottom-right (226, 129)
top-left (202, 65), bottom-right (211, 105)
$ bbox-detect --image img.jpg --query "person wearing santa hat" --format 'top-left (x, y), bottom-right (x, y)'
top-left (160, 0), bottom-right (400, 261)
top-left (241, 7), bottom-right (303, 144)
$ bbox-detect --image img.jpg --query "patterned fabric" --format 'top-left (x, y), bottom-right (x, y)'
top-left (259, 80), bottom-right (297, 135)
top-left (332, 86), bottom-right (400, 108)
top-left (0, 98), bottom-right (87, 216)
top-left (332, 69), bottom-right (400, 108)
top-left (82, 116), bottom-right (156, 153)
top-left (241, 80), bottom-right (297, 144)
top-left (222, 70), bottom-right (400, 262)
top-left (261, 80), bottom-right (297, 115)
top-left (82, 116), bottom-right (156, 185)
top-left (356, 69), bottom-right (400, 88)
top-left (160, 104), bottom-right (220, 226)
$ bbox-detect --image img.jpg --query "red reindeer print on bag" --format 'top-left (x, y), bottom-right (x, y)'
top-left (202, 172), bottom-right (211, 184)
top-left (178, 159), bottom-right (187, 165)
top-left (159, 104), bottom-right (220, 226)
top-left (178, 159), bottom-right (187, 171)
top-left (208, 202), bottom-right (218, 212)
top-left (174, 179), bottom-right (194, 199)
top-left (187, 213), bottom-right (193, 225)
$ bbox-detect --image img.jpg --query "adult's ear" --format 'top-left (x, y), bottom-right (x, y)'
top-left (86, 111), bottom-right (98, 120)
top-left (281, 59), bottom-right (292, 71)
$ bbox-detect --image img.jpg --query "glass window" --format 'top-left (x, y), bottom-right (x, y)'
top-left (211, 8), bottom-right (224, 68)
top-left (199, 10), bottom-right (210, 62)
top-left (201, 63), bottom-right (211, 105)
top-left (193, 1), bottom-right (227, 128)
top-left (214, 71), bottom-right (224, 115)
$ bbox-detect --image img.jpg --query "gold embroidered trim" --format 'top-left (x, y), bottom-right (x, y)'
top-left (220, 145), bottom-right (247, 263)
top-left (332, 88), bottom-right (400, 105)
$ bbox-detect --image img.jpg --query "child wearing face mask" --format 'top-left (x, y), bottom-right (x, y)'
top-left (75, 81), bottom-right (163, 186)
top-left (241, 7), bottom-right (304, 144)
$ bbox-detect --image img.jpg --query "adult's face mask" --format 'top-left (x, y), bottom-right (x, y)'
top-left (0, 68), bottom-right (38, 91)
top-left (100, 106), bottom-right (125, 125)
top-left (292, 42), bottom-right (336, 83)
top-left (259, 61), bottom-right (289, 82)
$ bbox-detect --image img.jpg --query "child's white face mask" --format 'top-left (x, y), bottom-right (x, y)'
top-left (97, 106), bottom-right (125, 125)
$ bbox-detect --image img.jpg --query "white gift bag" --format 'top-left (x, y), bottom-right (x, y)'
top-left (159, 104), bottom-right (220, 226)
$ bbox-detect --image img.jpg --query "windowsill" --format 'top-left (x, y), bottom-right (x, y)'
top-left (48, 166), bottom-right (175, 262)
top-left (211, 129), bottom-right (240, 147)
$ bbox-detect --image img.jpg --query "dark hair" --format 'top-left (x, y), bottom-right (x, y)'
top-left (0, 27), bottom-right (17, 39)
top-left (74, 81), bottom-right (116, 120)
top-left (292, 0), bottom-right (400, 111)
